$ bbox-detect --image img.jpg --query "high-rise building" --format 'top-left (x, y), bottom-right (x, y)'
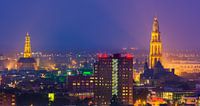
top-left (17, 32), bottom-right (37, 70)
top-left (94, 53), bottom-right (133, 106)
top-left (149, 17), bottom-right (162, 69)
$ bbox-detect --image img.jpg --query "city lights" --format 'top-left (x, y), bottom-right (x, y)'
top-left (0, 1), bottom-right (200, 106)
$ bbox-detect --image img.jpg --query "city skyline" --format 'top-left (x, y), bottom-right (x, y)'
top-left (1, 1), bottom-right (200, 105)
top-left (0, 1), bottom-right (200, 52)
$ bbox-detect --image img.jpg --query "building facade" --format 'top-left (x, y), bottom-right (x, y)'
top-left (0, 93), bottom-right (16, 106)
top-left (17, 32), bottom-right (37, 70)
top-left (68, 75), bottom-right (94, 99)
top-left (149, 17), bottom-right (162, 69)
top-left (94, 53), bottom-right (133, 106)
top-left (141, 17), bottom-right (177, 87)
top-left (163, 51), bottom-right (200, 75)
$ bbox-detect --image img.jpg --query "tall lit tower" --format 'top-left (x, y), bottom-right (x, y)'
top-left (17, 32), bottom-right (37, 70)
top-left (149, 17), bottom-right (162, 68)
top-left (24, 32), bottom-right (32, 58)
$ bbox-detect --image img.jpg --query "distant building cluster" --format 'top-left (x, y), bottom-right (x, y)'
top-left (163, 51), bottom-right (200, 75)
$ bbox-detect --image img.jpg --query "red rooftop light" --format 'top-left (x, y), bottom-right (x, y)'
top-left (125, 53), bottom-right (133, 59)
top-left (97, 53), bottom-right (108, 58)
top-left (102, 53), bottom-right (108, 58)
top-left (97, 53), bottom-right (102, 58)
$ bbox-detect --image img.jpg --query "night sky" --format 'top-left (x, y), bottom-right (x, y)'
top-left (0, 0), bottom-right (200, 52)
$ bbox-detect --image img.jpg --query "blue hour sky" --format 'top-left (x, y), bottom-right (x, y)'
top-left (0, 0), bottom-right (200, 52)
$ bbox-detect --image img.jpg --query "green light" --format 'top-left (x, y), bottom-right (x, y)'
top-left (83, 71), bottom-right (92, 75)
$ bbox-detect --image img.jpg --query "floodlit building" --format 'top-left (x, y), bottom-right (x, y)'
top-left (164, 59), bottom-right (200, 75)
top-left (17, 32), bottom-right (37, 70)
top-left (94, 53), bottom-right (133, 106)
top-left (181, 96), bottom-right (200, 106)
top-left (149, 17), bottom-right (162, 69)
top-left (141, 17), bottom-right (177, 86)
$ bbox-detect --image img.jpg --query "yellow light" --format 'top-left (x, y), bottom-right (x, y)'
top-left (48, 93), bottom-right (55, 102)
top-left (162, 92), bottom-right (173, 100)
top-left (11, 103), bottom-right (15, 106)
top-left (72, 60), bottom-right (77, 65)
top-left (67, 72), bottom-right (72, 75)
top-left (149, 17), bottom-right (162, 68)
top-left (24, 32), bottom-right (32, 58)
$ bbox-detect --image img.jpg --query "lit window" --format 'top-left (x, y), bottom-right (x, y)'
top-left (11, 103), bottom-right (15, 106)
top-left (12, 99), bottom-right (15, 102)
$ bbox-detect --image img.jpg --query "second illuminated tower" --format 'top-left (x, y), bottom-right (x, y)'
top-left (149, 17), bottom-right (162, 68)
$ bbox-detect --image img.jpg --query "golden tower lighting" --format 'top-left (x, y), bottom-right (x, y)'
top-left (149, 17), bottom-right (162, 68)
top-left (17, 32), bottom-right (38, 70)
top-left (23, 32), bottom-right (32, 58)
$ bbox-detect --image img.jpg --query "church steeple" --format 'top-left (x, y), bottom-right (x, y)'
top-left (23, 32), bottom-right (32, 58)
top-left (152, 17), bottom-right (159, 32)
top-left (149, 17), bottom-right (162, 68)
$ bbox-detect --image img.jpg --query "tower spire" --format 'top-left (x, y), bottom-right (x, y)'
top-left (24, 32), bottom-right (32, 58)
top-left (152, 16), bottom-right (159, 32)
top-left (149, 17), bottom-right (162, 68)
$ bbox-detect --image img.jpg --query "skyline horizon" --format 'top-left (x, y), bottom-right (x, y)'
top-left (2, 46), bottom-right (200, 55)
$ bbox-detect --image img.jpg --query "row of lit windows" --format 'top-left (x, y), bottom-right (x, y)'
top-left (89, 77), bottom-right (96, 80)
top-left (121, 74), bottom-right (129, 77)
top-left (0, 99), bottom-right (15, 102)
top-left (180, 65), bottom-right (200, 68)
top-left (72, 82), bottom-right (93, 86)
top-left (122, 90), bottom-right (129, 93)
top-left (122, 93), bottom-right (131, 96)
top-left (122, 87), bottom-right (132, 90)
top-left (69, 93), bottom-right (94, 96)
top-left (98, 61), bottom-right (132, 64)
top-left (95, 83), bottom-right (111, 86)
top-left (96, 80), bottom-right (111, 83)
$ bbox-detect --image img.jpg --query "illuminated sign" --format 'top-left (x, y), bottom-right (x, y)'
top-left (48, 93), bottom-right (55, 102)
top-left (83, 71), bottom-right (92, 75)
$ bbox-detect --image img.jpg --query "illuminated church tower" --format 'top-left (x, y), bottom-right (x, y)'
top-left (149, 17), bottom-right (162, 68)
top-left (141, 17), bottom-right (176, 86)
top-left (24, 32), bottom-right (32, 58)
top-left (17, 32), bottom-right (37, 70)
